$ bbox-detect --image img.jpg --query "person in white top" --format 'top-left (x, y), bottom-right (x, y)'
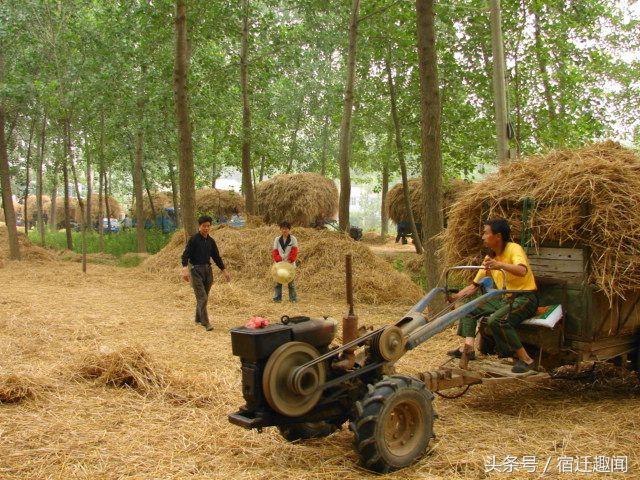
top-left (271, 221), bottom-right (299, 303)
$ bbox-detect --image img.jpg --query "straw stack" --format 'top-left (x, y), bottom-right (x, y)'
top-left (386, 178), bottom-right (469, 224)
top-left (142, 226), bottom-right (422, 305)
top-left (22, 195), bottom-right (52, 222)
top-left (195, 188), bottom-right (245, 218)
top-left (441, 141), bottom-right (640, 300)
top-left (256, 173), bottom-right (338, 227)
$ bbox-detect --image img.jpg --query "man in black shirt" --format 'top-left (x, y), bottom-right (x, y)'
top-left (181, 215), bottom-right (231, 330)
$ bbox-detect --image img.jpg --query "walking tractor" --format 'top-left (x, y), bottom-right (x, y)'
top-left (228, 249), bottom-right (640, 473)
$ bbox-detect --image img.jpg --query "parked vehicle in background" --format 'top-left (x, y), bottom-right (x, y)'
top-left (228, 213), bottom-right (246, 228)
top-left (101, 217), bottom-right (120, 233)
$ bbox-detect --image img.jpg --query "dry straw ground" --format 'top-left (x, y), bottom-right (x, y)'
top-left (1, 234), bottom-right (639, 479)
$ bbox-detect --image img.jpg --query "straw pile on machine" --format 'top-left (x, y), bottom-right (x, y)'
top-left (22, 195), bottom-right (52, 223)
top-left (0, 226), bottom-right (55, 263)
top-left (256, 173), bottom-right (338, 227)
top-left (195, 188), bottom-right (245, 218)
top-left (441, 141), bottom-right (640, 301)
top-left (143, 225), bottom-right (422, 305)
top-left (386, 178), bottom-right (469, 225)
top-left (80, 194), bottom-right (123, 222)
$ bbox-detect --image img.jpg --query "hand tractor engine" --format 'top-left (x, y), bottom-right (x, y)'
top-left (229, 255), bottom-right (437, 472)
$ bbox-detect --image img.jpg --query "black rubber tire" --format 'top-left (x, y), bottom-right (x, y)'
top-left (350, 375), bottom-right (435, 473)
top-left (278, 421), bottom-right (341, 442)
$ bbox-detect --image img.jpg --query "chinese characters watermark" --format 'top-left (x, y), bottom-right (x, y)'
top-left (484, 455), bottom-right (628, 474)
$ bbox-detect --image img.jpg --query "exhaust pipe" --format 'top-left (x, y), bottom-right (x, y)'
top-left (334, 254), bottom-right (358, 370)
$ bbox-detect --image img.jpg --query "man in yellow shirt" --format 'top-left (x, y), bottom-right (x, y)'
top-left (448, 218), bottom-right (539, 373)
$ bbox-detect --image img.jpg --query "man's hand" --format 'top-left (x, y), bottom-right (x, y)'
top-left (181, 266), bottom-right (190, 283)
top-left (223, 269), bottom-right (231, 283)
top-left (482, 258), bottom-right (503, 270)
top-left (447, 291), bottom-right (461, 303)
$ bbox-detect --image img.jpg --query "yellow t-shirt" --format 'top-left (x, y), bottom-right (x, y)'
top-left (473, 242), bottom-right (537, 291)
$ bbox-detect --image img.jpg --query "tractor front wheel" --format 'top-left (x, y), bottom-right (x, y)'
top-left (351, 375), bottom-right (435, 473)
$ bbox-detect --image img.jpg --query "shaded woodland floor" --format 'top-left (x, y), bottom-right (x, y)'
top-left (0, 260), bottom-right (639, 479)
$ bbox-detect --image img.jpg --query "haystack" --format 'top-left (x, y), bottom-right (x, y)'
top-left (441, 141), bottom-right (640, 300)
top-left (386, 178), bottom-right (469, 224)
top-left (143, 226), bottom-right (422, 305)
top-left (80, 194), bottom-right (123, 222)
top-left (22, 195), bottom-right (52, 222)
top-left (0, 198), bottom-right (21, 223)
top-left (195, 188), bottom-right (245, 218)
top-left (0, 226), bottom-right (56, 262)
top-left (54, 197), bottom-right (79, 226)
top-left (131, 191), bottom-right (175, 220)
top-left (256, 173), bottom-right (338, 227)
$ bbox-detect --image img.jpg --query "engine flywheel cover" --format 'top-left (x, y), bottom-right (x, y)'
top-left (262, 341), bottom-right (325, 417)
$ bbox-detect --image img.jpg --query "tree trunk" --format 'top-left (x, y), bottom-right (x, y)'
top-left (22, 116), bottom-right (36, 234)
top-left (240, 0), bottom-right (256, 214)
top-left (104, 169), bottom-right (112, 232)
top-left (62, 133), bottom-right (72, 250)
top-left (533, 8), bottom-right (556, 129)
top-left (415, 0), bottom-right (444, 292)
top-left (65, 119), bottom-right (85, 267)
top-left (66, 120), bottom-right (85, 224)
top-left (319, 113), bottom-right (330, 176)
top-left (84, 137), bottom-right (92, 274)
top-left (0, 49), bottom-right (20, 259)
top-left (385, 54), bottom-right (423, 254)
top-left (37, 113), bottom-right (46, 245)
top-left (97, 111), bottom-right (105, 252)
top-left (84, 137), bottom-right (92, 229)
top-left (80, 140), bottom-right (90, 274)
top-left (49, 159), bottom-right (58, 230)
top-left (286, 97), bottom-right (304, 174)
top-left (337, 0), bottom-right (361, 232)
top-left (174, 0), bottom-right (197, 234)
top-left (142, 166), bottom-right (156, 220)
top-left (258, 155), bottom-right (265, 182)
top-left (134, 130), bottom-right (147, 253)
top-left (97, 165), bottom-right (104, 252)
top-left (211, 160), bottom-right (219, 188)
top-left (168, 156), bottom-right (180, 228)
top-left (380, 155), bottom-right (389, 238)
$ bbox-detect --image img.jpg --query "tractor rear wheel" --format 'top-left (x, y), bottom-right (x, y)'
top-left (351, 375), bottom-right (435, 473)
top-left (278, 421), bottom-right (341, 441)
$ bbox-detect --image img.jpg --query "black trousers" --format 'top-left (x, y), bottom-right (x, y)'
top-left (190, 264), bottom-right (213, 325)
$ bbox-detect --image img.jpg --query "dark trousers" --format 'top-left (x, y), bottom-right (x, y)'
top-left (274, 280), bottom-right (297, 301)
top-left (191, 264), bottom-right (213, 325)
top-left (457, 293), bottom-right (538, 356)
